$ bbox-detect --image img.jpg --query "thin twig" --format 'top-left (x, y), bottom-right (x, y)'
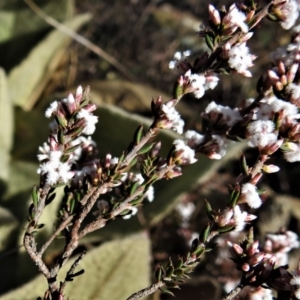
top-left (78, 164), bottom-right (175, 238)
top-left (223, 284), bottom-right (243, 300)
top-left (39, 215), bottom-right (74, 256)
top-left (23, 185), bottom-right (52, 279)
top-left (24, 233), bottom-right (51, 278)
top-left (59, 250), bottom-right (86, 294)
top-left (120, 128), bottom-right (157, 168)
top-left (23, 0), bottom-right (137, 81)
top-left (126, 281), bottom-right (165, 300)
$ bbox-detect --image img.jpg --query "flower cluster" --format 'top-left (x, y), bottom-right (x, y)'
top-left (37, 86), bottom-right (99, 186)
top-left (23, 1), bottom-right (300, 300)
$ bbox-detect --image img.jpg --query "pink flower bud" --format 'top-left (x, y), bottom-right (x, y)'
top-left (76, 85), bottom-right (83, 98)
top-left (247, 240), bottom-right (259, 256)
top-left (239, 32), bottom-right (254, 43)
top-left (278, 61), bottom-right (286, 75)
top-left (281, 74), bottom-right (287, 86)
top-left (218, 209), bottom-right (234, 227)
top-left (207, 152), bottom-right (222, 160)
top-left (248, 252), bottom-right (265, 266)
top-left (282, 142), bottom-right (299, 151)
top-left (208, 4), bottom-right (221, 25)
top-left (262, 164), bottom-right (280, 173)
top-left (242, 263), bottom-right (250, 272)
top-left (84, 103), bottom-right (97, 113)
top-left (264, 239), bottom-right (273, 252)
top-left (233, 243), bottom-right (244, 255)
top-left (289, 123), bottom-right (300, 136)
top-left (266, 139), bottom-right (284, 155)
top-left (65, 93), bottom-right (77, 114)
top-left (268, 70), bottom-right (280, 83)
top-left (49, 135), bottom-right (59, 151)
top-left (275, 81), bottom-right (284, 91)
top-left (287, 63), bottom-right (298, 83)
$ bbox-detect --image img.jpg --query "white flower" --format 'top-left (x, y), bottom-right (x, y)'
top-left (76, 109), bottom-right (98, 135)
top-left (111, 157), bottom-right (119, 166)
top-left (70, 136), bottom-right (96, 161)
top-left (266, 231), bottom-right (299, 253)
top-left (146, 186), bottom-right (155, 202)
top-left (291, 276), bottom-right (300, 299)
top-left (228, 43), bottom-right (255, 77)
top-left (223, 4), bottom-right (248, 33)
top-left (46, 167), bottom-right (61, 186)
top-left (257, 96), bottom-right (299, 121)
top-left (169, 50), bottom-right (191, 69)
top-left (210, 135), bottom-right (227, 159)
top-left (171, 118), bottom-right (185, 134)
top-left (133, 173), bottom-right (144, 184)
top-left (45, 101), bottom-right (59, 118)
top-left (161, 102), bottom-right (185, 134)
top-left (280, 0), bottom-right (299, 30)
top-left (247, 120), bottom-right (278, 149)
top-left (176, 202), bottom-right (195, 221)
top-left (286, 82), bottom-right (300, 104)
top-left (204, 73), bottom-right (219, 90)
top-left (248, 287), bottom-right (273, 300)
top-left (188, 73), bottom-right (206, 99)
top-left (184, 70), bottom-right (219, 99)
top-left (233, 205), bottom-right (257, 232)
top-left (205, 101), bottom-right (242, 127)
top-left (295, 288), bottom-right (300, 300)
top-left (291, 275), bottom-right (300, 286)
top-left (241, 183), bottom-right (262, 208)
top-left (184, 130), bottom-right (205, 148)
top-left (283, 143), bottom-right (300, 162)
top-left (173, 139), bottom-right (197, 164)
top-left (132, 173), bottom-right (154, 202)
top-left (122, 207), bottom-right (138, 220)
top-left (248, 120), bottom-right (275, 134)
top-left (37, 150), bottom-right (74, 185)
top-left (248, 133), bottom-right (278, 149)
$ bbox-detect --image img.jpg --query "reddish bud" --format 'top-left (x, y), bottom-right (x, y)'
top-left (242, 263), bottom-right (250, 272)
top-left (248, 252), bottom-right (265, 266)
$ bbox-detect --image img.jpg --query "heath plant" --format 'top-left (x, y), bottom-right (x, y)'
top-left (23, 0), bottom-right (300, 299)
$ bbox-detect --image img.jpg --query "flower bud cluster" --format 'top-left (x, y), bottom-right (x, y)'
top-left (37, 86), bottom-right (99, 186)
top-left (264, 230), bottom-right (300, 266)
top-left (270, 0), bottom-right (299, 30)
top-left (152, 97), bottom-right (184, 134)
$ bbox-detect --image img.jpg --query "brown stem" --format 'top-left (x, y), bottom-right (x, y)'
top-left (50, 185), bottom-right (106, 280)
top-left (223, 284), bottom-right (243, 300)
top-left (120, 127), bottom-right (157, 168)
top-left (24, 233), bottom-right (51, 278)
top-left (126, 281), bottom-right (165, 300)
top-left (250, 154), bottom-right (269, 178)
top-left (59, 250), bottom-right (86, 294)
top-left (79, 164), bottom-right (175, 238)
top-left (39, 215), bottom-right (74, 256)
top-left (23, 185), bottom-right (52, 280)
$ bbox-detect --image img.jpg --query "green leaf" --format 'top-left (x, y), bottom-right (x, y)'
top-left (159, 286), bottom-right (174, 296)
top-left (8, 13), bottom-right (91, 110)
top-left (31, 186), bottom-right (39, 207)
top-left (0, 234), bottom-right (151, 300)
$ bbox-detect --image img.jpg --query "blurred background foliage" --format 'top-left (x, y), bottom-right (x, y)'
top-left (1, 0), bottom-right (300, 299)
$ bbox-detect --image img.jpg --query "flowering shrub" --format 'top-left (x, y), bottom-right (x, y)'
top-left (22, 0), bottom-right (300, 299)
